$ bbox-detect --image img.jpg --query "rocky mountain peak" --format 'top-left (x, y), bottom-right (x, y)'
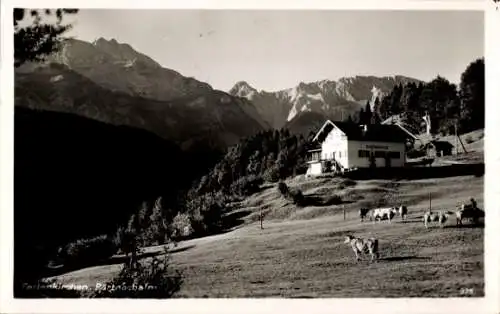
top-left (93, 37), bottom-right (120, 47)
top-left (229, 81), bottom-right (258, 98)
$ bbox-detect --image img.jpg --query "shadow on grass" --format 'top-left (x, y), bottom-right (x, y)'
top-left (45, 244), bottom-right (196, 278)
top-left (379, 255), bottom-right (431, 262)
top-left (167, 244), bottom-right (197, 254)
top-left (259, 184), bottom-right (275, 192)
top-left (222, 209), bottom-right (253, 230)
top-left (395, 219), bottom-right (422, 224)
top-left (299, 194), bottom-right (348, 207)
top-left (320, 230), bottom-right (353, 238)
top-left (443, 222), bottom-right (485, 229)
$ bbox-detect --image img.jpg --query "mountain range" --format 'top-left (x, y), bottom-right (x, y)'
top-left (229, 75), bottom-right (421, 131)
top-left (15, 37), bottom-right (422, 148)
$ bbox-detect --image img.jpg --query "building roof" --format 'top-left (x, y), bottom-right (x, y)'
top-left (381, 115), bottom-right (420, 140)
top-left (312, 120), bottom-right (409, 144)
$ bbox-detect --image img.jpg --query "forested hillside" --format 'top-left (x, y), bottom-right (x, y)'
top-left (354, 58), bottom-right (484, 136)
top-left (14, 107), bottom-right (221, 283)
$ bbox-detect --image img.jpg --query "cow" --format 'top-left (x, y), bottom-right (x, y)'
top-left (372, 207), bottom-right (398, 223)
top-left (397, 205), bottom-right (408, 221)
top-left (456, 199), bottom-right (484, 226)
top-left (344, 235), bottom-right (379, 262)
top-left (423, 211), bottom-right (454, 228)
top-left (359, 208), bottom-right (373, 222)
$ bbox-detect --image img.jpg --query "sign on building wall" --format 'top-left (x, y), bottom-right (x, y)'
top-left (364, 144), bottom-right (390, 150)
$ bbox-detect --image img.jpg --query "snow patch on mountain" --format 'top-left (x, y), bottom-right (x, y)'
top-left (50, 75), bottom-right (64, 83)
top-left (335, 81), bottom-right (356, 102)
top-left (123, 58), bottom-right (137, 68)
top-left (287, 87), bottom-right (300, 103)
top-left (287, 105), bottom-right (298, 122)
top-left (370, 85), bottom-right (385, 110)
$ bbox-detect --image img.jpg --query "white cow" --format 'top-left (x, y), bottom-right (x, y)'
top-left (423, 211), bottom-right (454, 228)
top-left (344, 235), bottom-right (379, 262)
top-left (372, 207), bottom-right (398, 223)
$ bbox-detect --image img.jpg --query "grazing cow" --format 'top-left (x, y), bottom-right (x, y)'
top-left (398, 205), bottom-right (408, 221)
top-left (456, 200), bottom-right (484, 226)
top-left (344, 235), bottom-right (379, 262)
top-left (359, 208), bottom-right (373, 222)
top-left (423, 211), bottom-right (453, 228)
top-left (372, 207), bottom-right (397, 223)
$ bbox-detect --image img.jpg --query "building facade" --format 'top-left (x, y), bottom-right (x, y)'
top-left (306, 120), bottom-right (408, 176)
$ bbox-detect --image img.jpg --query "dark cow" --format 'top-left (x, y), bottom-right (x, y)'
top-left (359, 208), bottom-right (372, 222)
top-left (456, 199), bottom-right (484, 226)
top-left (398, 205), bottom-right (408, 221)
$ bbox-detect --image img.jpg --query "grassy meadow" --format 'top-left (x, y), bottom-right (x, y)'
top-left (48, 173), bottom-right (484, 298)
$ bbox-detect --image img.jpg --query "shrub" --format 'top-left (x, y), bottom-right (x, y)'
top-left (230, 175), bottom-right (263, 196)
top-left (277, 181), bottom-right (290, 197)
top-left (138, 199), bottom-right (170, 247)
top-left (91, 247), bottom-right (182, 298)
top-left (290, 189), bottom-right (305, 207)
top-left (170, 212), bottom-right (194, 240)
top-left (263, 166), bottom-right (280, 182)
top-left (277, 182), bottom-right (305, 206)
top-left (113, 226), bottom-right (126, 254)
top-left (322, 160), bottom-right (333, 173)
top-left (325, 194), bottom-right (342, 205)
top-left (185, 192), bottom-right (226, 235)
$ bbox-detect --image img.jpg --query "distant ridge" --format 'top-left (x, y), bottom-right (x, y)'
top-left (15, 38), bottom-right (271, 149)
top-left (229, 75), bottom-right (422, 130)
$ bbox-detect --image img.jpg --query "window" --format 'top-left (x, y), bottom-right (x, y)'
top-left (339, 151), bottom-right (342, 158)
top-left (333, 151), bottom-right (336, 158)
top-left (389, 151), bottom-right (401, 159)
top-left (358, 150), bottom-right (370, 158)
top-left (374, 151), bottom-right (386, 158)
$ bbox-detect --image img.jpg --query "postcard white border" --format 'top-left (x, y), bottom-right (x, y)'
top-left (1, 1), bottom-right (499, 314)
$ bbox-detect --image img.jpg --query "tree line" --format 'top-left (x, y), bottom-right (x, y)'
top-left (352, 58), bottom-right (484, 136)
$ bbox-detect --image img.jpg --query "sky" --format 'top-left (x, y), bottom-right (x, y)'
top-left (64, 9), bottom-right (484, 92)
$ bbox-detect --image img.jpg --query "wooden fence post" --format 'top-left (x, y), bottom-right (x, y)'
top-left (429, 192), bottom-right (432, 212)
top-left (260, 207), bottom-right (263, 230)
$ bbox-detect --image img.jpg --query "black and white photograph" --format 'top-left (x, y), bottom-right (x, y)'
top-left (1, 1), bottom-right (499, 313)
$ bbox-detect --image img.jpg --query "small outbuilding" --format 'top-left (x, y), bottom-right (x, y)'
top-left (424, 140), bottom-right (454, 157)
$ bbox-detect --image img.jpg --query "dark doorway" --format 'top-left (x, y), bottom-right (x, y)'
top-left (369, 152), bottom-right (376, 168)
